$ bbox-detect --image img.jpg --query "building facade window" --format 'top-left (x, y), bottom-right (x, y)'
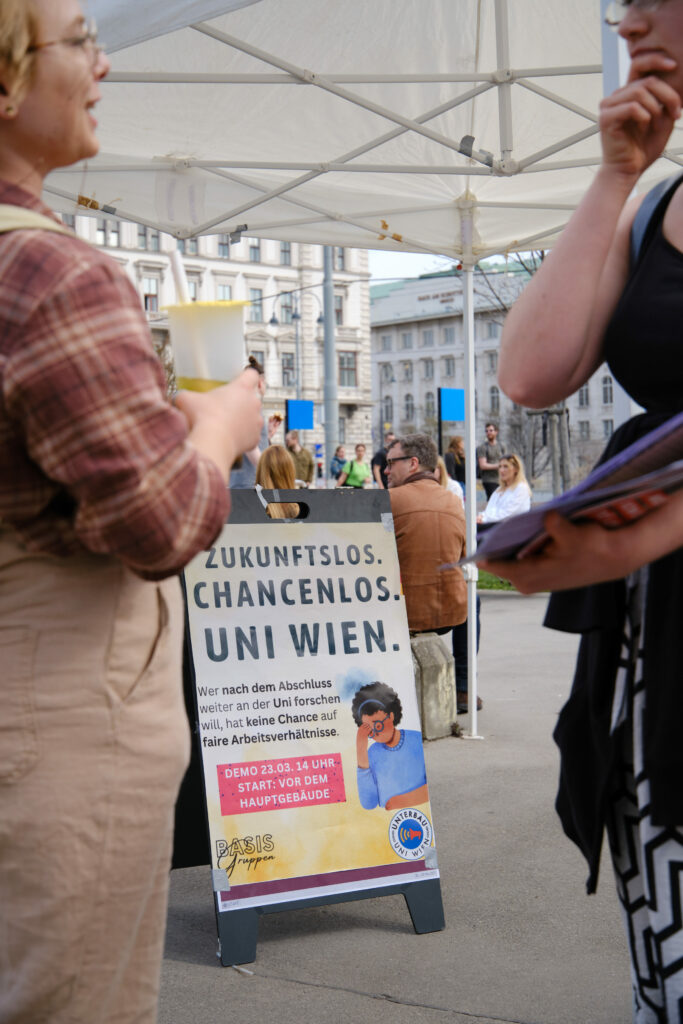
top-left (250, 349), bottom-right (265, 367)
top-left (339, 351), bottom-right (357, 387)
top-left (334, 294), bottom-right (344, 326)
top-left (187, 277), bottom-right (199, 302)
top-left (186, 238), bottom-right (198, 255)
top-left (482, 320), bottom-right (500, 339)
top-left (442, 325), bottom-right (455, 347)
top-left (404, 393), bottom-right (414, 421)
top-left (425, 392), bottom-right (435, 419)
top-left (380, 334), bottom-right (392, 351)
top-left (578, 383), bottom-right (590, 407)
top-left (61, 213), bottom-right (75, 229)
top-left (280, 241), bottom-right (291, 265)
top-left (602, 374), bottom-right (614, 405)
top-left (218, 234), bottom-right (230, 258)
top-left (249, 239), bottom-right (261, 262)
top-left (489, 385), bottom-right (500, 414)
top-left (423, 358), bottom-right (434, 380)
top-left (280, 293), bottom-right (294, 324)
top-left (338, 416), bottom-right (346, 444)
top-left (249, 288), bottom-right (264, 322)
top-left (421, 329), bottom-right (434, 348)
top-left (444, 356), bottom-right (455, 377)
top-left (579, 420), bottom-right (590, 439)
top-left (176, 238), bottom-right (186, 254)
top-left (142, 276), bottom-right (159, 313)
top-left (217, 282), bottom-right (232, 301)
top-left (282, 352), bottom-right (295, 387)
top-left (335, 247), bottom-right (345, 270)
top-left (402, 361), bottom-right (413, 382)
top-left (382, 395), bottom-right (393, 424)
top-left (487, 350), bottom-right (498, 373)
top-left (138, 225), bottom-right (158, 250)
top-left (381, 363), bottom-right (393, 383)
top-left (96, 218), bottom-right (119, 247)
top-left (400, 332), bottom-right (413, 350)
top-left (603, 418), bottom-right (614, 439)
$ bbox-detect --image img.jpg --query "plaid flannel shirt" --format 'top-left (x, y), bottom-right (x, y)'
top-left (0, 183), bottom-right (229, 579)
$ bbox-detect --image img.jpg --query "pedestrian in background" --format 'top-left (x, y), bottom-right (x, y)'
top-left (476, 422), bottom-right (503, 499)
top-left (435, 455), bottom-right (464, 505)
top-left (371, 430), bottom-right (395, 489)
top-left (444, 435), bottom-right (467, 500)
top-left (255, 445), bottom-right (299, 519)
top-left (477, 453), bottom-right (531, 524)
top-left (285, 429), bottom-right (314, 487)
top-left (336, 442), bottom-right (372, 488)
top-left (329, 444), bottom-right (346, 482)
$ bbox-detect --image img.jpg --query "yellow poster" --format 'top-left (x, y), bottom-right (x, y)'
top-left (183, 502), bottom-right (439, 912)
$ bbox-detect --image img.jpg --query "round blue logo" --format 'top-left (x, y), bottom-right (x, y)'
top-left (389, 809), bottom-right (432, 860)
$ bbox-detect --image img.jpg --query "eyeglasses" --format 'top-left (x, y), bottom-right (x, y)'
top-left (386, 455), bottom-right (413, 468)
top-left (29, 18), bottom-right (104, 65)
top-left (604, 0), bottom-right (667, 30)
top-left (368, 713), bottom-right (391, 735)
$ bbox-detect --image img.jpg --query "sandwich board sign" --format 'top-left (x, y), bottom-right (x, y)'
top-left (182, 489), bottom-right (444, 965)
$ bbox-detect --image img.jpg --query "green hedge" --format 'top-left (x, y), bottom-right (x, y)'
top-left (477, 569), bottom-right (515, 591)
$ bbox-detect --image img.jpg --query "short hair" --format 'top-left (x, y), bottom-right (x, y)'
top-left (388, 433), bottom-right (438, 472)
top-left (0, 0), bottom-right (39, 104)
top-left (384, 431), bottom-right (395, 443)
top-left (485, 421), bottom-right (498, 431)
top-left (351, 682), bottom-right (402, 726)
top-left (285, 429), bottom-right (298, 442)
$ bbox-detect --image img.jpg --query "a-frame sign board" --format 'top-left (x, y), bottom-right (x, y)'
top-left (181, 488), bottom-right (445, 966)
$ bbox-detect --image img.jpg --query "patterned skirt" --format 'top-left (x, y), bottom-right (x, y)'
top-left (606, 569), bottom-right (683, 1023)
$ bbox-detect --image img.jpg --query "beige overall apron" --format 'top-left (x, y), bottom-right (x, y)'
top-left (0, 208), bottom-right (190, 1023)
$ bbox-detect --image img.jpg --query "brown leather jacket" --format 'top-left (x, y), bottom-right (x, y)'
top-left (389, 472), bottom-right (467, 631)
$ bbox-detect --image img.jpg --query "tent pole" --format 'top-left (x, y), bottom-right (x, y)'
top-left (494, 0), bottom-right (513, 166)
top-left (462, 258), bottom-right (481, 740)
top-left (322, 247), bottom-right (338, 486)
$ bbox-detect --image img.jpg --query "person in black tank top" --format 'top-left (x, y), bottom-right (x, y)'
top-left (477, 5), bottom-right (683, 1021)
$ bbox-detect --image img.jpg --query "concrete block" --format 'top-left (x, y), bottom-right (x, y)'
top-left (409, 633), bottom-right (456, 740)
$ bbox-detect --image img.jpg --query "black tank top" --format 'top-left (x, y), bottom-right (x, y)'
top-left (602, 180), bottom-right (683, 414)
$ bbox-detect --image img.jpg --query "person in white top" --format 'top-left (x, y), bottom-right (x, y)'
top-left (478, 453), bottom-right (531, 524)
top-left (435, 456), bottom-right (464, 506)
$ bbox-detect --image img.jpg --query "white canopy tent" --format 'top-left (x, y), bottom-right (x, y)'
top-left (57, 0), bottom-right (682, 735)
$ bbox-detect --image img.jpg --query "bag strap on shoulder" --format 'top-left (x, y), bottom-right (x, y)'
top-left (630, 172), bottom-right (683, 267)
top-left (0, 204), bottom-right (73, 236)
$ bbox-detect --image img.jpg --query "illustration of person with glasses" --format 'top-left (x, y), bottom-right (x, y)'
top-left (351, 683), bottom-right (428, 811)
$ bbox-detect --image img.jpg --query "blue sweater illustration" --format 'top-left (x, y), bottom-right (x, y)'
top-left (356, 729), bottom-right (426, 810)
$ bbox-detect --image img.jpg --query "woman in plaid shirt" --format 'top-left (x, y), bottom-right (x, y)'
top-left (0, 2), bottom-right (262, 1021)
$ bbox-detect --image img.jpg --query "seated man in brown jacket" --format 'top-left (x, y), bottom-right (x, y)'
top-left (386, 433), bottom-right (467, 633)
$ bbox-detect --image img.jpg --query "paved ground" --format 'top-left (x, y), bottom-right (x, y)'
top-left (159, 592), bottom-right (632, 1024)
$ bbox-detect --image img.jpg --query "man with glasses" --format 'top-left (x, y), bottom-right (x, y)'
top-left (386, 434), bottom-right (467, 637)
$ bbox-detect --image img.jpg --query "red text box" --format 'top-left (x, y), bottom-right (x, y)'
top-left (218, 754), bottom-right (346, 816)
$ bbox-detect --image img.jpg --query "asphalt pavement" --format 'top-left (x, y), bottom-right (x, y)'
top-left (159, 592), bottom-right (632, 1024)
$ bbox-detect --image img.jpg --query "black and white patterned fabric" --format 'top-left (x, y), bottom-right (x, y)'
top-left (606, 570), bottom-right (683, 1023)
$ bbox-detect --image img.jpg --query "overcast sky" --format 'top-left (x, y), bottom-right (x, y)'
top-left (367, 249), bottom-right (453, 283)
